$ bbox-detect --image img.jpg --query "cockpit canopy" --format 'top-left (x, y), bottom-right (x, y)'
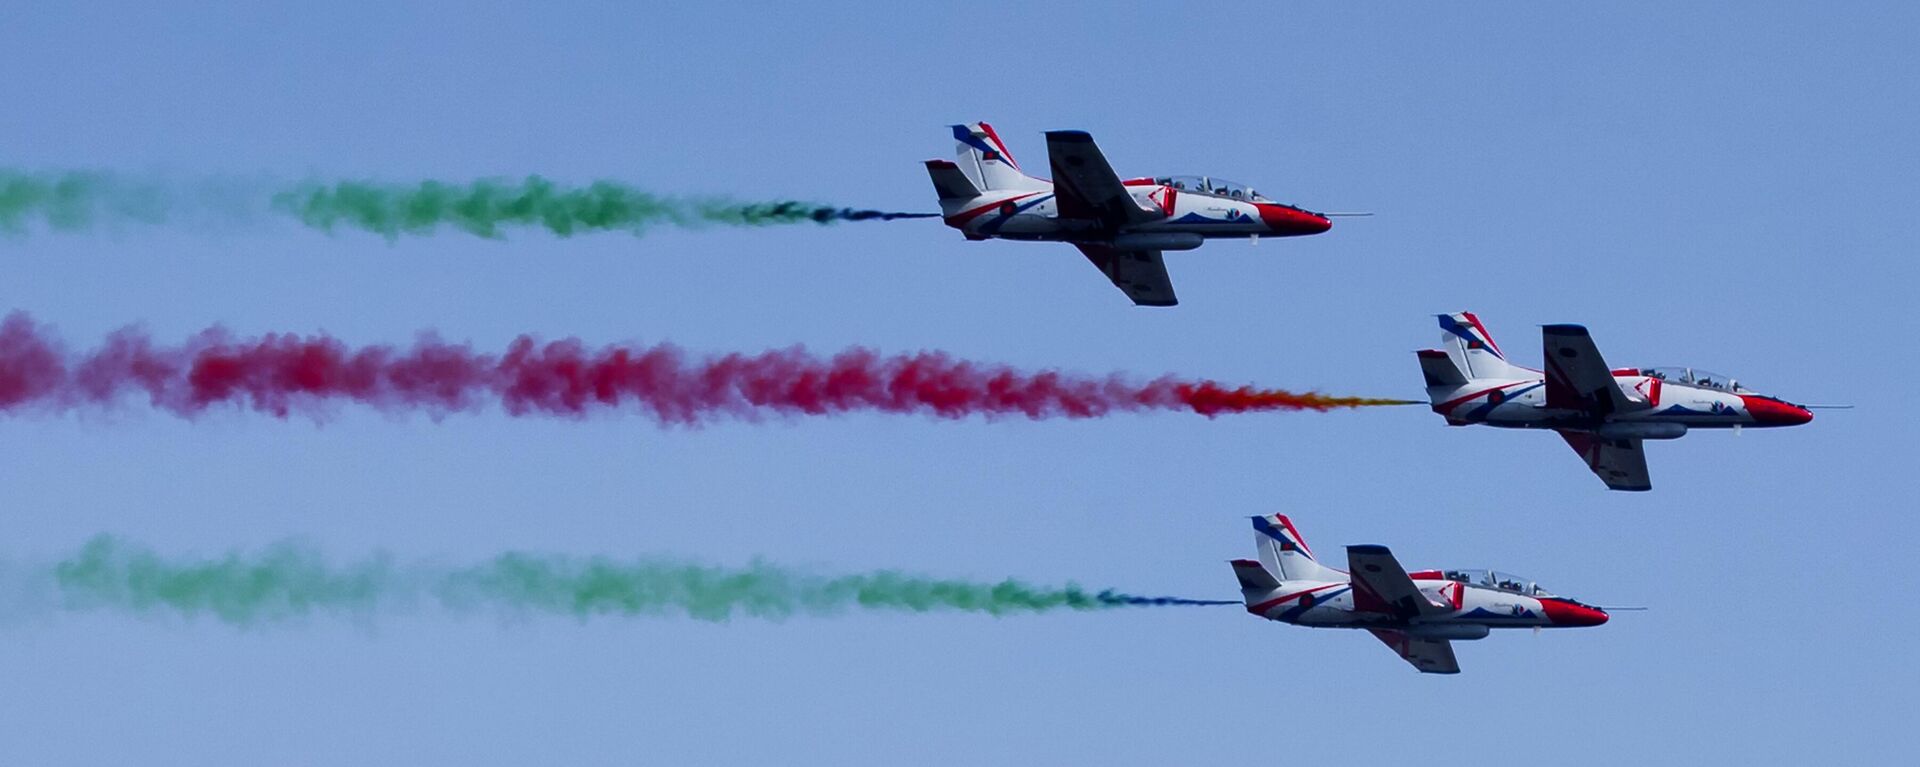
top-left (1443, 569), bottom-right (1556, 597)
top-left (1152, 176), bottom-right (1273, 202)
top-left (1639, 367), bottom-right (1753, 393)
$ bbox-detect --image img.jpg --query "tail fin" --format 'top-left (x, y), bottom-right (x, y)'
top-left (1251, 515), bottom-right (1345, 582)
top-left (1438, 312), bottom-right (1528, 380)
top-left (952, 122), bottom-right (1049, 192)
top-left (1416, 349), bottom-right (1467, 388)
top-left (923, 159), bottom-right (981, 201)
top-left (1231, 559), bottom-right (1281, 592)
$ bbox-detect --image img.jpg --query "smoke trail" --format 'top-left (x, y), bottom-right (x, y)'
top-left (21, 535), bottom-right (1233, 626)
top-left (0, 171), bottom-right (176, 233)
top-left (0, 312), bottom-right (1417, 423)
top-left (0, 170), bottom-right (934, 239)
top-left (270, 178), bottom-right (937, 239)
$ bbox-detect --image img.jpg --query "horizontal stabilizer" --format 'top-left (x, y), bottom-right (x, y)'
top-left (1231, 559), bottom-right (1281, 591)
top-left (1417, 349), bottom-right (1467, 387)
top-left (924, 159), bottom-right (982, 201)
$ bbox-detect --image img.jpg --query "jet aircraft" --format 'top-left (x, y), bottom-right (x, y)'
top-left (1417, 312), bottom-right (1815, 491)
top-left (923, 122), bottom-right (1335, 306)
top-left (1232, 514), bottom-right (1610, 674)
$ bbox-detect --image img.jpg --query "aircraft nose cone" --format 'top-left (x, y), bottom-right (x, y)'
top-left (1742, 395), bottom-right (1814, 426)
top-left (1257, 204), bottom-right (1331, 235)
top-left (1541, 599), bottom-right (1609, 627)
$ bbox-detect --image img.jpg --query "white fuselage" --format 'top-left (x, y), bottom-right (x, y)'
top-left (1429, 371), bottom-right (1801, 433)
top-left (939, 182), bottom-right (1328, 243)
top-left (1248, 577), bottom-right (1592, 635)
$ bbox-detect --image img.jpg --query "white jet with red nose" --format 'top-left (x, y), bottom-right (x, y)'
top-left (923, 122), bottom-right (1341, 307)
top-left (1416, 312), bottom-right (1820, 491)
top-left (1232, 514), bottom-right (1612, 675)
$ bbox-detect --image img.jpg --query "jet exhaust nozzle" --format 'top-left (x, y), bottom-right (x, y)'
top-left (1592, 422), bottom-right (1688, 441)
top-left (1405, 624), bottom-right (1492, 641)
top-left (1109, 232), bottom-right (1204, 251)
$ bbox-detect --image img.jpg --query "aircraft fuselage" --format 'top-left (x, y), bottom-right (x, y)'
top-left (1428, 371), bottom-right (1813, 433)
top-left (939, 180), bottom-right (1331, 245)
top-left (1247, 575), bottom-right (1608, 634)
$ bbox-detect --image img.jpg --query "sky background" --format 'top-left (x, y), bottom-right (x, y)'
top-left (2, 1), bottom-right (1916, 763)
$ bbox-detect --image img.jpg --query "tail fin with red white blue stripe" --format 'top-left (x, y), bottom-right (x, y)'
top-left (952, 122), bottom-right (1049, 192)
top-left (1252, 514), bottom-right (1345, 582)
top-left (1438, 312), bottom-right (1528, 380)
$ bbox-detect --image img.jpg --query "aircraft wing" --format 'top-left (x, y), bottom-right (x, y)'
top-left (1558, 430), bottom-right (1652, 491)
top-left (1044, 130), bottom-right (1160, 229)
top-left (1542, 324), bottom-right (1635, 414)
top-left (1073, 244), bottom-right (1178, 307)
top-left (1367, 629), bottom-right (1461, 674)
top-left (1345, 544), bottom-right (1450, 619)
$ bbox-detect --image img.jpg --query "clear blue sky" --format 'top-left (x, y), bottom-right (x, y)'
top-left (3, 2), bottom-right (1915, 763)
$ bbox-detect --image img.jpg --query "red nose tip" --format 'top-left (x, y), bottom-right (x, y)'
top-left (1256, 204), bottom-right (1331, 235)
top-left (1742, 396), bottom-right (1813, 426)
top-left (1541, 599), bottom-right (1609, 627)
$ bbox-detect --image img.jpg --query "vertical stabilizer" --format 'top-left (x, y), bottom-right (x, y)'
top-left (1251, 515), bottom-right (1345, 582)
top-left (952, 122), bottom-right (1049, 192)
top-left (1438, 312), bottom-right (1528, 380)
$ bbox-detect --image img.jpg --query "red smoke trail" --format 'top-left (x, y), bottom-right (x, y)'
top-left (0, 312), bottom-right (1416, 423)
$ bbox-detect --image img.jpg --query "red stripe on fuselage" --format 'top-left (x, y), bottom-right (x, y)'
top-left (1248, 583), bottom-right (1342, 614)
top-left (945, 192), bottom-right (1043, 227)
top-left (1435, 381), bottom-right (1529, 413)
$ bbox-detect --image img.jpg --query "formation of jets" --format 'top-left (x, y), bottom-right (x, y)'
top-left (918, 122), bottom-right (1830, 673)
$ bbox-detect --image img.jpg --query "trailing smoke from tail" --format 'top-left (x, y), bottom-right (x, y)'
top-left (0, 312), bottom-right (1417, 423)
top-left (0, 170), bottom-right (934, 239)
top-left (18, 535), bottom-right (1232, 626)
top-left (271, 178), bottom-right (938, 239)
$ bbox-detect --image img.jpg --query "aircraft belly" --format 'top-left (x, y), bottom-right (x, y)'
top-left (1134, 219), bottom-right (1264, 236)
top-left (1293, 609), bottom-right (1371, 628)
top-left (1479, 403), bottom-right (1565, 427)
top-left (980, 215), bottom-right (1067, 236)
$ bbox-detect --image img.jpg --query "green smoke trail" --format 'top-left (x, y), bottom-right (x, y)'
top-left (0, 169), bottom-right (933, 240)
top-left (31, 536), bottom-right (1229, 627)
top-left (0, 170), bottom-right (175, 233)
top-left (267, 177), bottom-right (861, 239)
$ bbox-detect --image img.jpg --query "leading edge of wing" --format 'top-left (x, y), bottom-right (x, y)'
top-left (1043, 130), bottom-right (1158, 229)
top-left (1541, 323), bottom-right (1633, 414)
top-left (1345, 544), bottom-right (1450, 619)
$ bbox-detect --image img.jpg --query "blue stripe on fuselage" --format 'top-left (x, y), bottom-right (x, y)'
top-left (980, 194), bottom-right (1054, 234)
